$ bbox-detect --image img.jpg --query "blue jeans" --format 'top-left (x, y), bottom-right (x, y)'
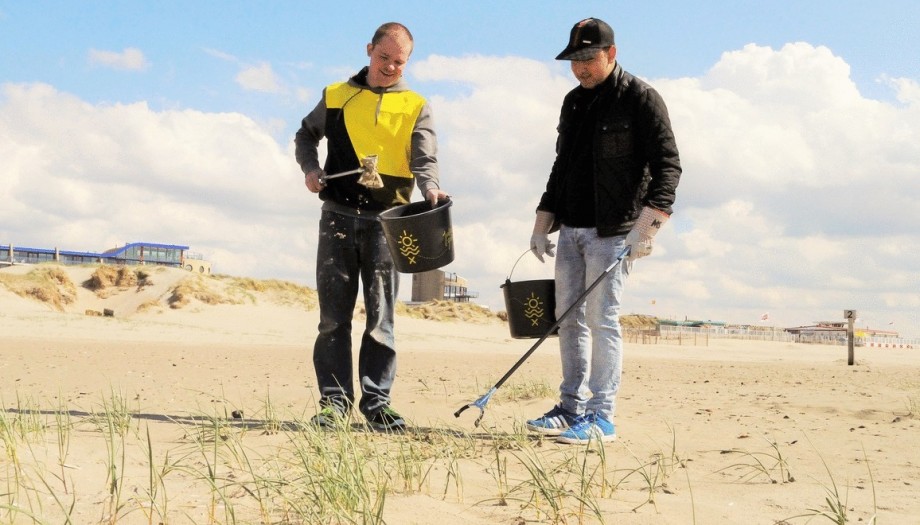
top-left (313, 210), bottom-right (398, 417)
top-left (554, 226), bottom-right (629, 421)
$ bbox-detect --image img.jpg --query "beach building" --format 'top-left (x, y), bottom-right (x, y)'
top-left (1, 241), bottom-right (210, 274)
top-left (785, 321), bottom-right (900, 345)
top-left (411, 270), bottom-right (478, 303)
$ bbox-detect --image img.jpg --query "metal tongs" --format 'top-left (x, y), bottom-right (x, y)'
top-left (319, 155), bottom-right (383, 188)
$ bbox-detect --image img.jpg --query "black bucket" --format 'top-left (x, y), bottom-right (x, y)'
top-left (502, 279), bottom-right (558, 339)
top-left (379, 199), bottom-right (454, 273)
top-left (500, 250), bottom-right (558, 339)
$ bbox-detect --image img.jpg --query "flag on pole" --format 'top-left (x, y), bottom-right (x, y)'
top-left (760, 312), bottom-right (769, 321)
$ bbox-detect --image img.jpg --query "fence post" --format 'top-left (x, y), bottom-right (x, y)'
top-left (845, 309), bottom-right (857, 366)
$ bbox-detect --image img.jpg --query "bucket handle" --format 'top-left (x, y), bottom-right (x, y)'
top-left (506, 249), bottom-right (533, 282)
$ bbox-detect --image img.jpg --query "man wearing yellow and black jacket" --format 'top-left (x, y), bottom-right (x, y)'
top-left (295, 22), bottom-right (448, 433)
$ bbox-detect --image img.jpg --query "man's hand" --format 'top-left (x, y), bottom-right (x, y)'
top-left (530, 233), bottom-right (556, 263)
top-left (305, 169), bottom-right (326, 193)
top-left (624, 207), bottom-right (670, 265)
top-left (425, 188), bottom-right (450, 207)
top-left (530, 210), bottom-right (556, 263)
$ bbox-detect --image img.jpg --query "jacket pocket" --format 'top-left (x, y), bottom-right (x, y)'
top-left (598, 118), bottom-right (633, 158)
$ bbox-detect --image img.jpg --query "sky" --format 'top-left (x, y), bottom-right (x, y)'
top-left (2, 1), bottom-right (919, 337)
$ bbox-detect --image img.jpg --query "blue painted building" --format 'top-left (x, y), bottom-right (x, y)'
top-left (1, 242), bottom-right (210, 273)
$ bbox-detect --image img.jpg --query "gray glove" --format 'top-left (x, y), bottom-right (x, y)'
top-left (530, 234), bottom-right (556, 263)
top-left (530, 211), bottom-right (556, 263)
top-left (624, 207), bottom-right (670, 265)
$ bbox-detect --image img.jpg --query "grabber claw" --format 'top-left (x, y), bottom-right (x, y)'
top-left (453, 387), bottom-right (496, 427)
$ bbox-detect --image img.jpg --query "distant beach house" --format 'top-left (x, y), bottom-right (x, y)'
top-left (785, 321), bottom-right (900, 344)
top-left (1, 241), bottom-right (210, 274)
top-left (410, 270), bottom-right (479, 303)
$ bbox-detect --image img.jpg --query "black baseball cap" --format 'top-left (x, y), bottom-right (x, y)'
top-left (556, 18), bottom-right (615, 61)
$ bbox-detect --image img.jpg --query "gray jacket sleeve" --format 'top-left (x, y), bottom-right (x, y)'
top-left (411, 102), bottom-right (440, 196)
top-left (293, 93), bottom-right (327, 175)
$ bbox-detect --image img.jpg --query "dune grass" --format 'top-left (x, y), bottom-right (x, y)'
top-left (0, 385), bottom-right (890, 525)
top-left (0, 266), bottom-right (77, 311)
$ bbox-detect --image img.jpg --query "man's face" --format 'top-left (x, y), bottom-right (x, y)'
top-left (366, 33), bottom-right (413, 89)
top-left (570, 46), bottom-right (617, 89)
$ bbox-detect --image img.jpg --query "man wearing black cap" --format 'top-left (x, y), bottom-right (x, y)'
top-left (526, 17), bottom-right (681, 444)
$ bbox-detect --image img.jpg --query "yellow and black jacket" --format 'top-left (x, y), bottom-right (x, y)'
top-left (295, 67), bottom-right (440, 214)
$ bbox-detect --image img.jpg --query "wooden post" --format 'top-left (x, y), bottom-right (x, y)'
top-left (844, 309), bottom-right (857, 365)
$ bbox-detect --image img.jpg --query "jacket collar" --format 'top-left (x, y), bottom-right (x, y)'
top-left (573, 61), bottom-right (624, 99)
top-left (349, 66), bottom-right (410, 94)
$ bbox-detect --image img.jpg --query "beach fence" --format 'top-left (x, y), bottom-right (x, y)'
top-left (791, 333), bottom-right (919, 348)
top-left (863, 337), bottom-right (918, 349)
top-left (634, 324), bottom-right (918, 349)
top-left (624, 325), bottom-right (714, 346)
top-left (626, 325), bottom-right (798, 346)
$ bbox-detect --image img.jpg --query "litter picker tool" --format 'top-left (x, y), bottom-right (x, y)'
top-left (319, 155), bottom-right (383, 188)
top-left (454, 245), bottom-right (631, 427)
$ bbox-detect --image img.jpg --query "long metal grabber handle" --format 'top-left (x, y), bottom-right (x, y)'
top-left (454, 245), bottom-right (631, 426)
top-left (319, 167), bottom-right (364, 183)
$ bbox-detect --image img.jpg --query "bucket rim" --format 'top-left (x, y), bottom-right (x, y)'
top-left (500, 277), bottom-right (555, 289)
top-left (378, 198), bottom-right (452, 221)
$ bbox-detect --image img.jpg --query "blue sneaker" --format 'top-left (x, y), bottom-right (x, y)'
top-left (556, 412), bottom-right (616, 444)
top-left (526, 405), bottom-right (579, 435)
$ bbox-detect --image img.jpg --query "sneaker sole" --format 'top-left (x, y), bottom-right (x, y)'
top-left (556, 433), bottom-right (617, 445)
top-left (368, 422), bottom-right (406, 433)
top-left (312, 420), bottom-right (347, 430)
top-left (525, 424), bottom-right (569, 436)
top-left (311, 412), bottom-right (349, 428)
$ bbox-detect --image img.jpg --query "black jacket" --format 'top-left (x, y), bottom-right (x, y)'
top-left (538, 63), bottom-right (681, 236)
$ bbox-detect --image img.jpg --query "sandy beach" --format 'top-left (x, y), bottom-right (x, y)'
top-left (1, 264), bottom-right (918, 524)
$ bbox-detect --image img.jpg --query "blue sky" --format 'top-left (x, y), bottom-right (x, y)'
top-left (2, 1), bottom-right (919, 337)
top-left (4, 1), bottom-right (918, 133)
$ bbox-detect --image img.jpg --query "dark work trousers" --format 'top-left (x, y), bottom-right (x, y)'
top-left (313, 209), bottom-right (398, 418)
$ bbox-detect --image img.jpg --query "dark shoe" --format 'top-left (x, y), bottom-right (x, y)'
top-left (526, 404), bottom-right (579, 436)
top-left (311, 406), bottom-right (348, 428)
top-left (366, 406), bottom-right (406, 433)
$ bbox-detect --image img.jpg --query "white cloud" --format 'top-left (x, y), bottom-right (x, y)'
top-left (880, 75), bottom-right (920, 107)
top-left (0, 82), bottom-right (308, 280)
top-left (88, 47), bottom-right (149, 71)
top-left (203, 48), bottom-right (238, 62)
top-left (236, 62), bottom-right (284, 93)
top-left (703, 42), bottom-right (862, 108)
top-left (204, 49), bottom-right (286, 94)
top-left (3, 41), bottom-right (920, 336)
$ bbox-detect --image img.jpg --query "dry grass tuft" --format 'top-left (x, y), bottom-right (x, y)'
top-left (397, 300), bottom-right (502, 323)
top-left (83, 265), bottom-right (154, 299)
top-left (136, 299), bottom-right (163, 313)
top-left (216, 275), bottom-right (318, 309)
top-left (621, 314), bottom-right (659, 330)
top-left (168, 275), bottom-right (241, 309)
top-left (0, 265), bottom-right (77, 311)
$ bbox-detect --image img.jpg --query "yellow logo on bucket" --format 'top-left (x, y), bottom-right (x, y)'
top-left (523, 292), bottom-right (547, 327)
top-left (442, 229), bottom-right (452, 248)
top-left (397, 230), bottom-right (421, 264)
top-left (395, 228), bottom-right (452, 266)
